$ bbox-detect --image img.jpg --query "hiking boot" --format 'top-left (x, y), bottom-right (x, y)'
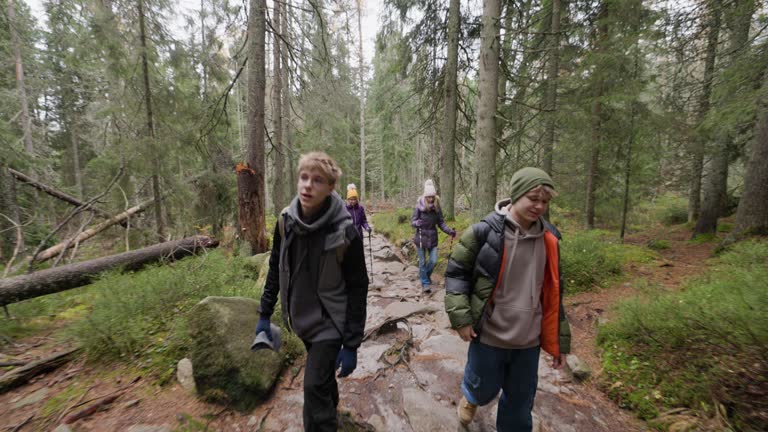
top-left (457, 396), bottom-right (477, 425)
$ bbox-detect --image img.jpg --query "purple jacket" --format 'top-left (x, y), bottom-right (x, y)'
top-left (346, 203), bottom-right (370, 237)
top-left (411, 196), bottom-right (455, 249)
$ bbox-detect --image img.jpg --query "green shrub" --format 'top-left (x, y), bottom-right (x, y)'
top-left (0, 286), bottom-right (90, 343)
top-left (646, 239), bottom-right (670, 250)
top-left (598, 240), bottom-right (768, 429)
top-left (659, 206), bottom-right (688, 226)
top-left (630, 194), bottom-right (688, 227)
top-left (690, 232), bottom-right (717, 244)
top-left (68, 251), bottom-right (270, 377)
top-left (717, 222), bottom-right (733, 233)
top-left (560, 230), bottom-right (624, 293)
top-left (371, 208), bottom-right (415, 245)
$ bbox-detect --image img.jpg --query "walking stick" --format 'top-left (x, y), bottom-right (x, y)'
top-left (368, 230), bottom-right (373, 282)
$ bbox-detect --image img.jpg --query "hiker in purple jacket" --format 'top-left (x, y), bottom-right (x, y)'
top-left (345, 184), bottom-right (371, 238)
top-left (411, 179), bottom-right (456, 293)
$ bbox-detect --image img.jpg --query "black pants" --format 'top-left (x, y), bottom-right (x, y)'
top-left (302, 339), bottom-right (342, 432)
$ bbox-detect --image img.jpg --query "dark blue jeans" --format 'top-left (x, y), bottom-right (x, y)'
top-left (417, 247), bottom-right (438, 287)
top-left (461, 341), bottom-right (540, 432)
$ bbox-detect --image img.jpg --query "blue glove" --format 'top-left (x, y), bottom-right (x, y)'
top-left (255, 317), bottom-right (272, 341)
top-left (335, 346), bottom-right (357, 378)
top-left (365, 226), bottom-right (372, 233)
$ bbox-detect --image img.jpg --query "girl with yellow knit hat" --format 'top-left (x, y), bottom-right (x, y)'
top-left (345, 184), bottom-right (371, 238)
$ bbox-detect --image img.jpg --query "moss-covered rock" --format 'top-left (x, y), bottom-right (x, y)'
top-left (243, 252), bottom-right (270, 277)
top-left (187, 296), bottom-right (286, 410)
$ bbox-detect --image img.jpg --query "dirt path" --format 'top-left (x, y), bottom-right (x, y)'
top-left (565, 224), bottom-right (717, 395)
top-left (1, 232), bottom-right (661, 431)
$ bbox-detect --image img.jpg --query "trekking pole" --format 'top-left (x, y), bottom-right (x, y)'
top-left (368, 230), bottom-right (373, 282)
top-left (417, 228), bottom-right (422, 251)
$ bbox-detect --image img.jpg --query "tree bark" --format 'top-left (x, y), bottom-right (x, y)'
top-left (70, 122), bottom-right (84, 199)
top-left (496, 1), bottom-right (512, 141)
top-left (0, 165), bottom-right (24, 258)
top-left (620, 45), bottom-right (640, 241)
top-left (0, 347), bottom-right (81, 393)
top-left (271, 0), bottom-right (284, 216)
top-left (440, 0), bottom-right (460, 220)
top-left (694, 0), bottom-right (755, 236)
top-left (731, 78), bottom-right (768, 238)
top-left (585, 2), bottom-right (608, 229)
top-left (281, 0), bottom-right (295, 198)
top-left (9, 168), bottom-right (127, 228)
top-left (688, 0), bottom-right (722, 223)
top-left (542, 0), bottom-right (562, 174)
top-left (357, 0), bottom-right (366, 201)
top-left (7, 0), bottom-right (34, 154)
top-left (238, 0), bottom-right (269, 255)
top-left (138, 0), bottom-right (165, 241)
top-left (32, 198), bottom-right (156, 264)
top-left (472, 0), bottom-right (502, 220)
top-left (506, 0), bottom-right (535, 170)
top-left (0, 236), bottom-right (219, 306)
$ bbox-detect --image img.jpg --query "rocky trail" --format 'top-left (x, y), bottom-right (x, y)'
top-left (0, 233), bottom-right (648, 431)
top-left (251, 233), bottom-right (645, 431)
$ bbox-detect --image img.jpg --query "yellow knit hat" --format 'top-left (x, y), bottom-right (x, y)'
top-left (346, 184), bottom-right (359, 199)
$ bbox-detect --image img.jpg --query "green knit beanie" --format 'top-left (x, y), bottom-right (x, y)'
top-left (509, 167), bottom-right (555, 203)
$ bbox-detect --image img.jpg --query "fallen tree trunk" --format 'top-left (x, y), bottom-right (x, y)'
top-left (0, 346), bottom-right (81, 393)
top-left (9, 168), bottom-right (127, 227)
top-left (33, 198), bottom-right (155, 264)
top-left (0, 235), bottom-right (219, 306)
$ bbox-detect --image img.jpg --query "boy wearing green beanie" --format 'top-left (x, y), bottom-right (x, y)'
top-left (444, 167), bottom-right (571, 431)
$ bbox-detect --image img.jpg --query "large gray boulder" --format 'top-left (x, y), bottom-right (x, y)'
top-left (187, 296), bottom-right (299, 410)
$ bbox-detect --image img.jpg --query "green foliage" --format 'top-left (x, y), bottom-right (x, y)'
top-left (646, 239), bottom-right (670, 250)
top-left (560, 230), bottom-right (624, 293)
top-left (717, 222), bottom-right (733, 233)
top-left (630, 194), bottom-right (689, 227)
top-left (690, 233), bottom-right (717, 244)
top-left (598, 240), bottom-right (768, 428)
top-left (0, 287), bottom-right (90, 343)
top-left (371, 208), bottom-right (415, 245)
top-left (68, 251), bottom-right (268, 377)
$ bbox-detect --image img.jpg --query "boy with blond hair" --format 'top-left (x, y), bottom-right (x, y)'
top-left (255, 152), bottom-right (369, 432)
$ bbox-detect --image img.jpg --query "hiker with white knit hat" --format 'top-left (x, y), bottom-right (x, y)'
top-left (411, 179), bottom-right (456, 293)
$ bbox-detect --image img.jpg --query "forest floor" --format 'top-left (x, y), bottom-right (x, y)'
top-left (0, 222), bottom-right (718, 432)
top-left (564, 223), bottom-right (717, 400)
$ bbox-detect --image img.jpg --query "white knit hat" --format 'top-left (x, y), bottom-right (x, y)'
top-left (423, 179), bottom-right (436, 197)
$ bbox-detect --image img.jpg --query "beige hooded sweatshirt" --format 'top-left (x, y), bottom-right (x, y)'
top-left (479, 200), bottom-right (547, 349)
